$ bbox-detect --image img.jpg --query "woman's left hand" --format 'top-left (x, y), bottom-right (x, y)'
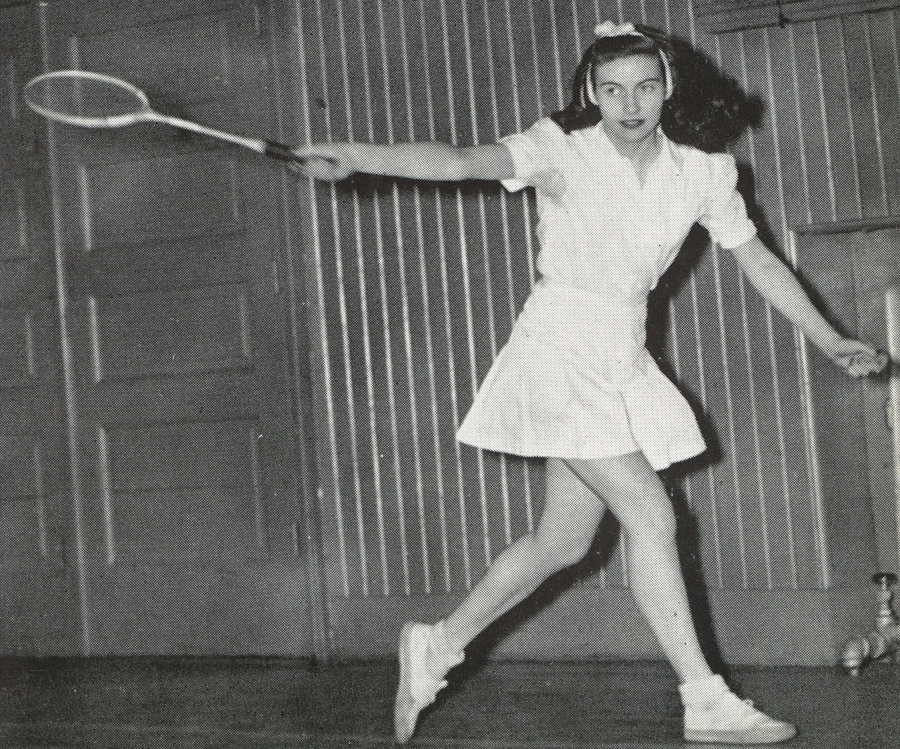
top-left (826, 338), bottom-right (890, 378)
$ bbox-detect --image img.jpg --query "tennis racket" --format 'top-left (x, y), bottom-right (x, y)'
top-left (24, 69), bottom-right (303, 163)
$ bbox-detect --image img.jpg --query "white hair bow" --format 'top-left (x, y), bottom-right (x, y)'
top-left (584, 20), bottom-right (674, 105)
top-left (594, 21), bottom-right (638, 38)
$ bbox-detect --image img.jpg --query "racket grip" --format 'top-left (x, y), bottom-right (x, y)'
top-left (264, 139), bottom-right (302, 162)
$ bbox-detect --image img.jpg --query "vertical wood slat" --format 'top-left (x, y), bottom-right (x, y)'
top-left (307, 0), bottom-right (351, 599)
top-left (867, 12), bottom-right (900, 216)
top-left (760, 28), bottom-right (799, 588)
top-left (294, 2), bottom-right (900, 604)
top-left (409, 0), bottom-right (454, 594)
top-left (379, 0), bottom-right (432, 595)
top-left (343, 0), bottom-right (389, 597)
top-left (354, 0), bottom-right (408, 596)
top-left (482, 0), bottom-right (514, 548)
top-left (792, 22), bottom-right (834, 224)
top-left (38, 1), bottom-right (93, 653)
top-left (843, 13), bottom-right (888, 218)
top-left (819, 17), bottom-right (864, 221)
top-left (457, 0), bottom-right (495, 572)
top-left (502, 0), bottom-right (539, 539)
top-left (439, 0), bottom-right (481, 588)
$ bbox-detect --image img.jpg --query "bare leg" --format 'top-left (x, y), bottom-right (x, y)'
top-left (563, 453), bottom-right (714, 685)
top-left (400, 452), bottom-right (794, 746)
top-left (396, 458), bottom-right (607, 742)
top-left (442, 457), bottom-right (606, 653)
top-left (547, 456), bottom-right (795, 745)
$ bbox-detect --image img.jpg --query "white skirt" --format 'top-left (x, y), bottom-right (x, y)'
top-left (456, 280), bottom-right (706, 471)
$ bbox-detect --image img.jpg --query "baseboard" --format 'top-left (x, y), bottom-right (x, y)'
top-left (328, 584), bottom-right (878, 666)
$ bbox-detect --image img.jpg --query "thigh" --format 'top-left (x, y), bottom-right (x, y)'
top-left (562, 452), bottom-right (675, 536)
top-left (539, 457), bottom-right (607, 542)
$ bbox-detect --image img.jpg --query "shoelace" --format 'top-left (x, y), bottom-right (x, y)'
top-left (723, 696), bottom-right (775, 726)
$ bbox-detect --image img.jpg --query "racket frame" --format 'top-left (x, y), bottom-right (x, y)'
top-left (24, 69), bottom-right (297, 159)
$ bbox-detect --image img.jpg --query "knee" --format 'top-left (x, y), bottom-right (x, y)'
top-left (529, 529), bottom-right (592, 572)
top-left (620, 500), bottom-right (678, 544)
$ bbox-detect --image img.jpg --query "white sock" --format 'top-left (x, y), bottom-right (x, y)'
top-left (679, 674), bottom-right (730, 706)
top-left (427, 620), bottom-right (464, 676)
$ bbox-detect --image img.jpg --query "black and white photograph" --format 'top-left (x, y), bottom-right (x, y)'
top-left (1, 1), bottom-right (899, 747)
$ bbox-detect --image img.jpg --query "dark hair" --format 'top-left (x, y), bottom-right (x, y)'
top-left (550, 25), bottom-right (763, 153)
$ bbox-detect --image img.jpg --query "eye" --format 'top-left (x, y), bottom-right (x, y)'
top-left (640, 81), bottom-right (662, 93)
top-left (600, 85), bottom-right (618, 97)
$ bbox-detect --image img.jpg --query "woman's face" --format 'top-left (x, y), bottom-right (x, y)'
top-left (592, 54), bottom-right (666, 146)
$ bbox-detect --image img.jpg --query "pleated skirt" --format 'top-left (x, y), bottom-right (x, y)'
top-left (456, 280), bottom-right (706, 471)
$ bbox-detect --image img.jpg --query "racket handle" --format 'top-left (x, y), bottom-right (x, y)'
top-left (264, 139), bottom-right (302, 162)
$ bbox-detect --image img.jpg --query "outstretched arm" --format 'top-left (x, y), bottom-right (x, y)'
top-left (727, 236), bottom-right (888, 378)
top-left (290, 141), bottom-right (515, 183)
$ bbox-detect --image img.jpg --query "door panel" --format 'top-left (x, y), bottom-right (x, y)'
top-left (0, 2), bottom-right (76, 655)
top-left (849, 228), bottom-right (900, 572)
top-left (40, 0), bottom-right (312, 655)
top-left (798, 226), bottom-right (900, 573)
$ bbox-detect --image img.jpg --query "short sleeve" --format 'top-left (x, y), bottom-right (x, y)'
top-left (697, 154), bottom-right (757, 249)
top-left (498, 118), bottom-right (565, 193)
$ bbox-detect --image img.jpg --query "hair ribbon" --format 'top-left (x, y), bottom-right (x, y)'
top-left (586, 21), bottom-right (674, 104)
top-left (594, 21), bottom-right (638, 37)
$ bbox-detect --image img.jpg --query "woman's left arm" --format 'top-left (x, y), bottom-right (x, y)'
top-left (727, 236), bottom-right (888, 378)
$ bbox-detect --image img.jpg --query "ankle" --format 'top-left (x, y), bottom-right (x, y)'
top-left (679, 674), bottom-right (731, 707)
top-left (677, 666), bottom-right (717, 690)
top-left (427, 620), bottom-right (465, 676)
top-left (436, 619), bottom-right (468, 655)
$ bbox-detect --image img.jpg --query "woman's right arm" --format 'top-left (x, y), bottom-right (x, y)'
top-left (290, 141), bottom-right (515, 183)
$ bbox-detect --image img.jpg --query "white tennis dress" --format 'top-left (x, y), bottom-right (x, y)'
top-left (456, 118), bottom-right (758, 471)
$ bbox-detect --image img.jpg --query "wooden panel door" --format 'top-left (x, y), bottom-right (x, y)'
top-left (0, 1), bottom-right (79, 655)
top-left (798, 225), bottom-right (900, 575)
top-left (39, 0), bottom-right (315, 655)
top-left (850, 227), bottom-right (900, 571)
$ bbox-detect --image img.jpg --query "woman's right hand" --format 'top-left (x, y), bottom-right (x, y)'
top-left (289, 143), bottom-right (357, 181)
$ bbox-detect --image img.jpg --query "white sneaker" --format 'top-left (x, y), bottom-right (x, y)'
top-left (393, 622), bottom-right (463, 744)
top-left (682, 675), bottom-right (796, 745)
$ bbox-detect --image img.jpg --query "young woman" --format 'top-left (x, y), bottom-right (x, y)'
top-left (292, 22), bottom-right (887, 745)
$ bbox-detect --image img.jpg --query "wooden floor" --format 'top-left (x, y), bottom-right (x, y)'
top-left (1, 656), bottom-right (898, 748)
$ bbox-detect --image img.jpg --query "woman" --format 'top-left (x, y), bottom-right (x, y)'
top-left (292, 22), bottom-right (887, 745)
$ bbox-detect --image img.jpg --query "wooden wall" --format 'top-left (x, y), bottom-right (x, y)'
top-left (285, 0), bottom-right (900, 663)
top-left (0, 0), bottom-right (321, 657)
top-left (0, 0), bottom-right (896, 663)
top-left (0, 0), bottom-right (77, 655)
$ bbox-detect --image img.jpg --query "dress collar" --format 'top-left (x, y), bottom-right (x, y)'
top-left (588, 123), bottom-right (684, 177)
top-left (660, 130), bottom-right (685, 175)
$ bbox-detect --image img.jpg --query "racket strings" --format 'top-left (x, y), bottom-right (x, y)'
top-left (24, 69), bottom-right (282, 159)
top-left (25, 73), bottom-right (147, 127)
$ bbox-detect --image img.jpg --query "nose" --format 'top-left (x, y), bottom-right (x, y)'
top-left (624, 91), bottom-right (640, 114)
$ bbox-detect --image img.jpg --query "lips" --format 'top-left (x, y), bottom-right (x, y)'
top-left (620, 120), bottom-right (645, 129)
